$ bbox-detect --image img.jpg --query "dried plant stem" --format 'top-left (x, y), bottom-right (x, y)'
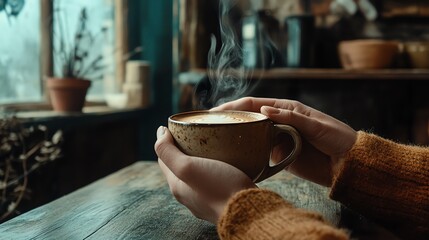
top-left (0, 158), bottom-right (27, 221)
top-left (3, 142), bottom-right (44, 190)
top-left (78, 56), bottom-right (103, 77)
top-left (1, 162), bottom-right (10, 204)
top-left (54, 8), bottom-right (71, 76)
top-left (0, 131), bottom-right (29, 220)
top-left (4, 163), bottom-right (41, 189)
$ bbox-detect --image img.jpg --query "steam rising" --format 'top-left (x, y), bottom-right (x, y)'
top-left (205, 0), bottom-right (281, 107)
top-left (207, 0), bottom-right (250, 107)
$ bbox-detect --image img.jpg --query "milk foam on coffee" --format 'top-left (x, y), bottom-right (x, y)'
top-left (173, 111), bottom-right (265, 124)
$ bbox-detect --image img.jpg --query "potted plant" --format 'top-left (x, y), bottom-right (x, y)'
top-left (46, 7), bottom-right (108, 112)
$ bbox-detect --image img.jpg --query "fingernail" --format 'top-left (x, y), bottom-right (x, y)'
top-left (262, 106), bottom-right (280, 115)
top-left (157, 126), bottom-right (166, 139)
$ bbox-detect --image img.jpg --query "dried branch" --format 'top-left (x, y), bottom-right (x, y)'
top-left (54, 7), bottom-right (108, 80)
top-left (0, 117), bottom-right (62, 222)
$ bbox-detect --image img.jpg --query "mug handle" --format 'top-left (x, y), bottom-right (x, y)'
top-left (253, 124), bottom-right (302, 182)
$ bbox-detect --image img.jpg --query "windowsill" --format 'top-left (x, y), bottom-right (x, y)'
top-left (1, 101), bottom-right (152, 126)
top-left (15, 105), bottom-right (137, 119)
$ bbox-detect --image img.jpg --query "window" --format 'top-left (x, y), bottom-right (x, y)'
top-left (0, 0), bottom-right (41, 103)
top-left (0, 0), bottom-right (116, 104)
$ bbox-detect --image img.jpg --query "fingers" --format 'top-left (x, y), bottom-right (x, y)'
top-left (158, 159), bottom-right (187, 202)
top-left (262, 106), bottom-right (357, 157)
top-left (211, 97), bottom-right (278, 112)
top-left (210, 97), bottom-right (312, 117)
top-left (155, 126), bottom-right (255, 224)
top-left (158, 159), bottom-right (179, 194)
top-left (261, 106), bottom-right (325, 142)
top-left (158, 159), bottom-right (210, 221)
top-left (211, 97), bottom-right (332, 121)
top-left (156, 127), bottom-right (253, 190)
top-left (155, 126), bottom-right (225, 187)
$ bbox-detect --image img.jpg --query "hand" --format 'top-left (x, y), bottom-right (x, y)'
top-left (154, 126), bottom-right (256, 224)
top-left (212, 97), bottom-right (357, 187)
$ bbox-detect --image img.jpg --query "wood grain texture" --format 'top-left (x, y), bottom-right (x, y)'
top-left (0, 161), bottom-right (392, 239)
top-left (40, 0), bottom-right (53, 101)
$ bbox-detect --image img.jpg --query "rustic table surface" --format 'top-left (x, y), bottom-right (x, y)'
top-left (0, 161), bottom-right (397, 240)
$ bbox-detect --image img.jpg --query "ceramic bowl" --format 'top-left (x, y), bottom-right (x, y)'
top-left (105, 93), bottom-right (128, 109)
top-left (338, 39), bottom-right (400, 69)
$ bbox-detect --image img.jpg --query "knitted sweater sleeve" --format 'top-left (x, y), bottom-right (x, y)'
top-left (217, 188), bottom-right (349, 240)
top-left (330, 131), bottom-right (429, 238)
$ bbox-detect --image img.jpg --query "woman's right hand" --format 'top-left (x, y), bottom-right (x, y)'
top-left (212, 97), bottom-right (357, 187)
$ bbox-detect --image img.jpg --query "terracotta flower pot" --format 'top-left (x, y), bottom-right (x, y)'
top-left (46, 78), bottom-right (91, 112)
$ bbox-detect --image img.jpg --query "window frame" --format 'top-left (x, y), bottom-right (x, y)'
top-left (1, 0), bottom-right (127, 109)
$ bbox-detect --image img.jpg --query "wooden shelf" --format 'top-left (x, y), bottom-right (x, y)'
top-left (249, 68), bottom-right (429, 80)
top-left (185, 68), bottom-right (429, 82)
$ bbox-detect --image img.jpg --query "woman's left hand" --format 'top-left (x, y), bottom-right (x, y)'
top-left (154, 126), bottom-right (256, 224)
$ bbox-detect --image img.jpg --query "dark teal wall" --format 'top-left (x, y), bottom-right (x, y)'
top-left (128, 0), bottom-right (173, 160)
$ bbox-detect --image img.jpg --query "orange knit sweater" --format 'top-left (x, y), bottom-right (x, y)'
top-left (217, 131), bottom-right (429, 240)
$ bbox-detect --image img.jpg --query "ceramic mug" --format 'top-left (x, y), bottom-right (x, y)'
top-left (168, 110), bottom-right (301, 182)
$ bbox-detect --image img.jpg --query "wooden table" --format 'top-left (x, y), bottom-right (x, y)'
top-left (0, 161), bottom-right (397, 239)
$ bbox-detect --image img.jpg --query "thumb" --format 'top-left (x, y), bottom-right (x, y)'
top-left (154, 126), bottom-right (187, 169)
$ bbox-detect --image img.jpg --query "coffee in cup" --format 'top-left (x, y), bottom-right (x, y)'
top-left (168, 110), bottom-right (301, 182)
